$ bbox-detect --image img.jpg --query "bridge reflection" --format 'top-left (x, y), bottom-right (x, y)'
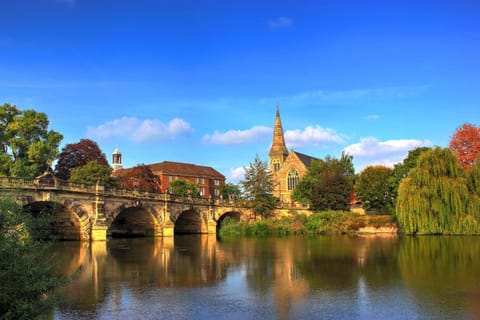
top-left (51, 235), bottom-right (480, 319)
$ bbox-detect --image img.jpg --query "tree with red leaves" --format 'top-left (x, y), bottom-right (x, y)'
top-left (116, 165), bottom-right (160, 192)
top-left (449, 123), bottom-right (480, 171)
top-left (54, 139), bottom-right (109, 180)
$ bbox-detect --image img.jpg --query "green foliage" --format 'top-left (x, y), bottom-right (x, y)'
top-left (396, 147), bottom-right (480, 235)
top-left (219, 182), bottom-right (241, 200)
top-left (0, 197), bottom-right (67, 319)
top-left (54, 139), bottom-right (109, 180)
top-left (69, 160), bottom-right (117, 187)
top-left (390, 147), bottom-right (431, 200)
top-left (219, 214), bottom-right (308, 237)
top-left (217, 211), bottom-right (390, 238)
top-left (292, 152), bottom-right (355, 211)
top-left (355, 165), bottom-right (394, 214)
top-left (0, 103), bottom-right (63, 178)
top-left (240, 155), bottom-right (276, 217)
top-left (169, 179), bottom-right (199, 196)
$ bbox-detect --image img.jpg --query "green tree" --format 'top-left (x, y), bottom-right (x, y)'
top-left (219, 182), bottom-right (241, 200)
top-left (311, 170), bottom-right (352, 211)
top-left (355, 165), bottom-right (394, 214)
top-left (0, 197), bottom-right (67, 319)
top-left (0, 103), bottom-right (63, 178)
top-left (70, 160), bottom-right (117, 187)
top-left (240, 155), bottom-right (276, 218)
top-left (292, 152), bottom-right (355, 211)
top-left (390, 147), bottom-right (431, 200)
top-left (55, 139), bottom-right (109, 180)
top-left (396, 147), bottom-right (480, 234)
top-left (169, 179), bottom-right (199, 196)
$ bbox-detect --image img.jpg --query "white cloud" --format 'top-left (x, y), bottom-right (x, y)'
top-left (343, 137), bottom-right (432, 170)
top-left (87, 116), bottom-right (193, 142)
top-left (267, 17), bottom-right (293, 29)
top-left (285, 125), bottom-right (345, 148)
top-left (228, 167), bottom-right (246, 183)
top-left (365, 114), bottom-right (380, 120)
top-left (203, 126), bottom-right (272, 144)
top-left (257, 85), bottom-right (431, 106)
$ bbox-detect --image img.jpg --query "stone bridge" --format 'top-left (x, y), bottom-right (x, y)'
top-left (0, 177), bottom-right (253, 241)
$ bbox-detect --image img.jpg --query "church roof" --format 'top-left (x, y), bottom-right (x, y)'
top-left (269, 106), bottom-right (289, 158)
top-left (291, 151), bottom-right (319, 167)
top-left (147, 161), bottom-right (225, 179)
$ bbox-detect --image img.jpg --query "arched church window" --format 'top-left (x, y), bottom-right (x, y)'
top-left (272, 159), bottom-right (281, 172)
top-left (287, 168), bottom-right (299, 191)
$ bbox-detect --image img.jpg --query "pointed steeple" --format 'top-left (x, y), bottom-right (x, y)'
top-left (269, 105), bottom-right (289, 160)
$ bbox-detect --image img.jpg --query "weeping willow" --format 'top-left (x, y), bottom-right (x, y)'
top-left (396, 147), bottom-right (480, 234)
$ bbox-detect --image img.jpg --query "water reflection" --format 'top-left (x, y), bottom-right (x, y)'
top-left (51, 235), bottom-right (480, 319)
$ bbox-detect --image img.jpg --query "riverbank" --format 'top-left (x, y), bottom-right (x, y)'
top-left (219, 211), bottom-right (398, 237)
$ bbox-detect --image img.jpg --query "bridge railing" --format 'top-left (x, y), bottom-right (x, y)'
top-left (0, 176), bottom-right (246, 207)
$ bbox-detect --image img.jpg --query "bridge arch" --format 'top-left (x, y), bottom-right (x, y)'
top-left (108, 206), bottom-right (159, 238)
top-left (174, 208), bottom-right (207, 234)
top-left (23, 201), bottom-right (87, 241)
top-left (216, 211), bottom-right (242, 233)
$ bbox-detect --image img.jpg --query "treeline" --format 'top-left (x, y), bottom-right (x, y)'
top-left (1, 103), bottom-right (480, 235)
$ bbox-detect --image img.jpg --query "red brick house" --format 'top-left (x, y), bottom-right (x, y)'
top-left (147, 161), bottom-right (225, 198)
top-left (111, 149), bottom-right (225, 198)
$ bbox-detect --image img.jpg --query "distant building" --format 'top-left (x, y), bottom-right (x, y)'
top-left (111, 148), bottom-right (225, 198)
top-left (111, 147), bottom-right (123, 172)
top-left (269, 107), bottom-right (318, 206)
top-left (147, 161), bottom-right (225, 198)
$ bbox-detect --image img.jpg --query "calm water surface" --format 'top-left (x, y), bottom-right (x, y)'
top-left (51, 235), bottom-right (480, 320)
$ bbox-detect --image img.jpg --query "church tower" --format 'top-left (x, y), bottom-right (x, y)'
top-left (112, 147), bottom-right (123, 172)
top-left (269, 106), bottom-right (289, 174)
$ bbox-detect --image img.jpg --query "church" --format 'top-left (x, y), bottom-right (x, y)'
top-left (269, 108), bottom-right (318, 206)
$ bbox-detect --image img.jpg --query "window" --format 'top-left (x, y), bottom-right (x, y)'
top-left (214, 180), bottom-right (220, 186)
top-left (215, 188), bottom-right (220, 196)
top-left (200, 187), bottom-right (205, 196)
top-left (287, 168), bottom-right (299, 191)
top-left (168, 176), bottom-right (172, 182)
top-left (272, 159), bottom-right (281, 172)
top-left (201, 178), bottom-right (205, 184)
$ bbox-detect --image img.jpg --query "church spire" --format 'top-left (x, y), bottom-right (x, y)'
top-left (269, 105), bottom-right (289, 161)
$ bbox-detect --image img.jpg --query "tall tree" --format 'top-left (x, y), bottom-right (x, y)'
top-left (390, 147), bottom-right (431, 200)
top-left (0, 103), bottom-right (63, 178)
top-left (69, 160), bottom-right (117, 187)
top-left (115, 165), bottom-right (160, 192)
top-left (449, 123), bottom-right (480, 171)
top-left (240, 155), bottom-right (276, 217)
top-left (292, 152), bottom-right (355, 211)
top-left (355, 165), bottom-right (394, 214)
top-left (55, 139), bottom-right (109, 180)
top-left (219, 182), bottom-right (241, 200)
top-left (396, 147), bottom-right (480, 234)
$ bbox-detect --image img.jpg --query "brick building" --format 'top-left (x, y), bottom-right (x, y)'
top-left (147, 161), bottom-right (225, 198)
top-left (111, 150), bottom-right (225, 198)
top-left (269, 107), bottom-right (318, 206)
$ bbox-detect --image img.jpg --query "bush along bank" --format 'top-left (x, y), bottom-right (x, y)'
top-left (218, 211), bottom-right (397, 237)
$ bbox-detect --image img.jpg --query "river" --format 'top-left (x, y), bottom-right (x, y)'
top-left (51, 235), bottom-right (480, 319)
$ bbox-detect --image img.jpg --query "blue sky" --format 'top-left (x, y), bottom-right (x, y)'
top-left (1, 0), bottom-right (479, 182)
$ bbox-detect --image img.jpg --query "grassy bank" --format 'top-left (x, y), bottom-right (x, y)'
top-left (219, 211), bottom-right (396, 237)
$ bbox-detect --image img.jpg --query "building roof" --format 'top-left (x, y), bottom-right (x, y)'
top-left (291, 151), bottom-right (319, 168)
top-left (147, 161), bottom-right (225, 179)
